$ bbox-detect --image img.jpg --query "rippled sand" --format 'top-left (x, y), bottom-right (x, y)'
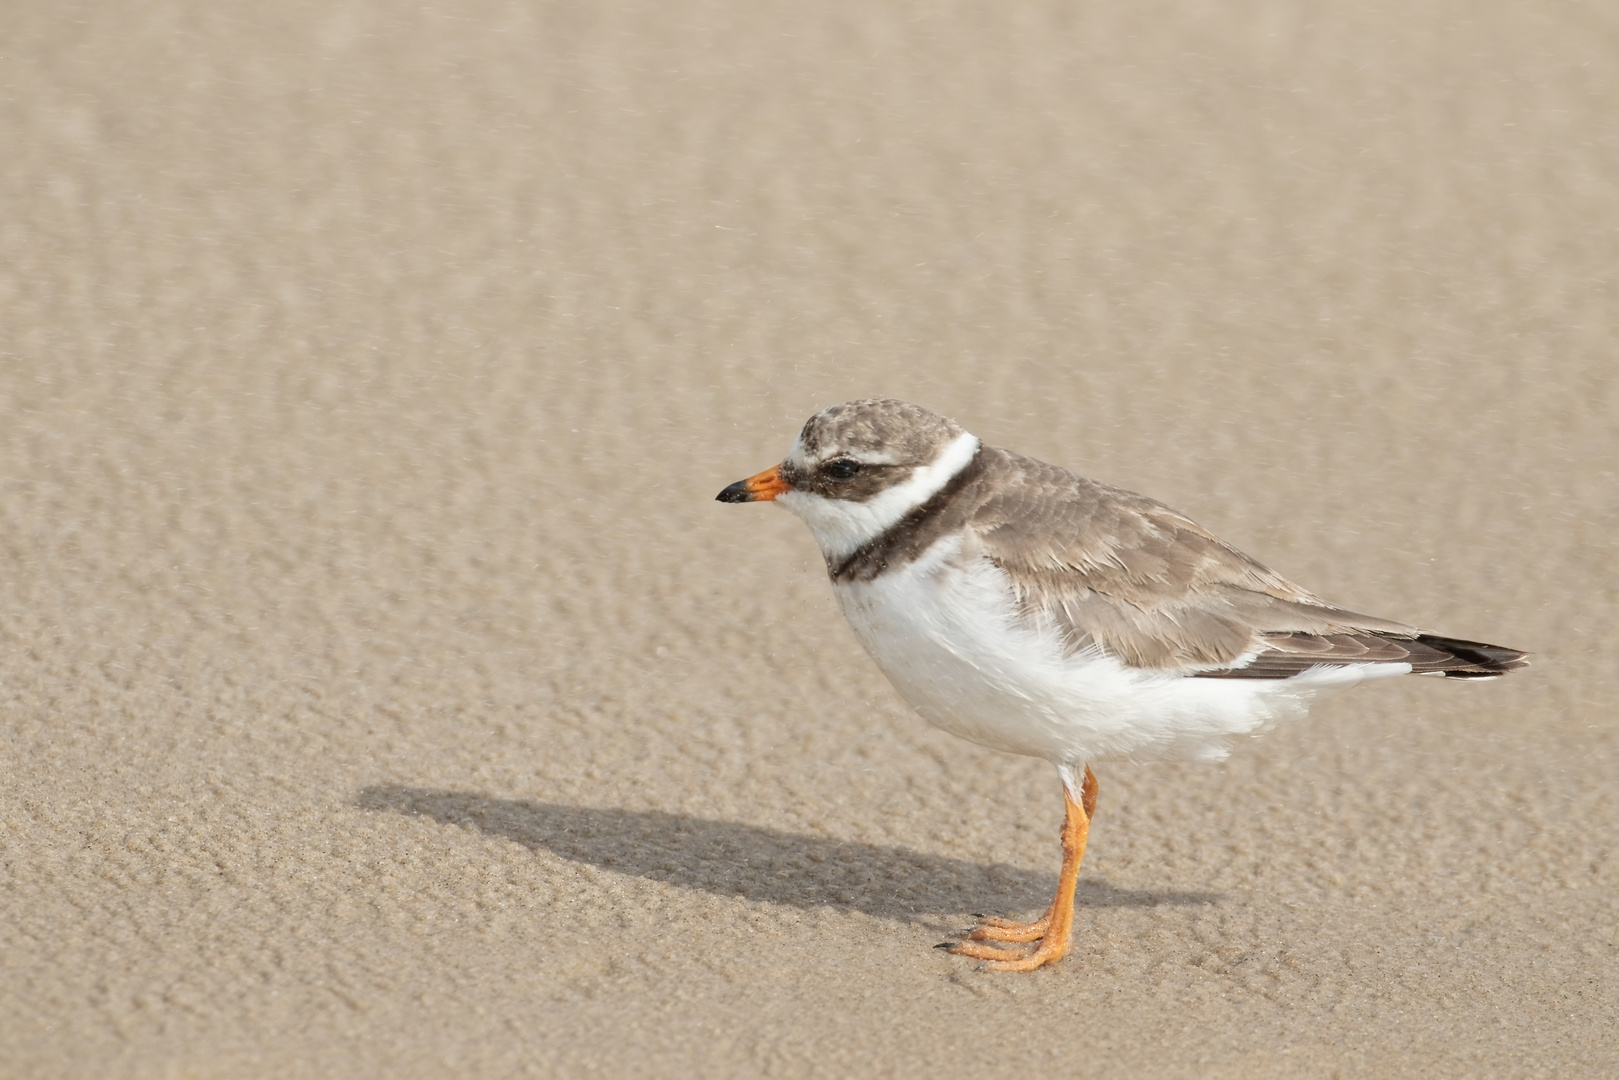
top-left (3, 2), bottom-right (1615, 1075)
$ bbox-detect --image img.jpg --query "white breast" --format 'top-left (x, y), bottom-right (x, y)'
top-left (831, 536), bottom-right (1398, 764)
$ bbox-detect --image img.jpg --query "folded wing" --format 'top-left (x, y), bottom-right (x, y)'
top-left (967, 449), bottom-right (1526, 678)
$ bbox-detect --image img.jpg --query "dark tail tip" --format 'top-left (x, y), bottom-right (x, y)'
top-left (1414, 634), bottom-right (1530, 678)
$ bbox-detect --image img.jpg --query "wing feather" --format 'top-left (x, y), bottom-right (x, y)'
top-left (965, 448), bottom-right (1420, 672)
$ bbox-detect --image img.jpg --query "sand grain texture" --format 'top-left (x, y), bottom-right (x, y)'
top-left (1, 1), bottom-right (1616, 1076)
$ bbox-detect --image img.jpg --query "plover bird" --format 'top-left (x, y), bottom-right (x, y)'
top-left (717, 399), bottom-right (1526, 972)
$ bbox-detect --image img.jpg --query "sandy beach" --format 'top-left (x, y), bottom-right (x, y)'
top-left (2, 1), bottom-right (1616, 1075)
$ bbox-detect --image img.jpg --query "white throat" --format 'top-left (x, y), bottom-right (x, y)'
top-left (776, 431), bottom-right (981, 561)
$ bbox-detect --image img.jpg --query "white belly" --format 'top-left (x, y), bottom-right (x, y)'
top-left (832, 538), bottom-right (1376, 764)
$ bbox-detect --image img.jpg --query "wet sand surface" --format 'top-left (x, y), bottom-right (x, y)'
top-left (2, 2), bottom-right (1616, 1076)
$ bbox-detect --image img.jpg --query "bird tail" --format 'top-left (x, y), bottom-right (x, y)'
top-left (1410, 634), bottom-right (1530, 678)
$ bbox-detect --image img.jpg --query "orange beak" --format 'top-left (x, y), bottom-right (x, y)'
top-left (716, 464), bottom-right (791, 503)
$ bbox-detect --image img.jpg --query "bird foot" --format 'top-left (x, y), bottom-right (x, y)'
top-left (944, 934), bottom-right (1070, 971)
top-left (964, 912), bottom-right (1051, 943)
top-left (938, 910), bottom-right (1067, 970)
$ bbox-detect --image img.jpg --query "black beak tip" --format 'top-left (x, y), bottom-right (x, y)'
top-left (716, 481), bottom-right (752, 503)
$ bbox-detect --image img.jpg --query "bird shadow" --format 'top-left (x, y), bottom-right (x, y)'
top-left (355, 785), bottom-right (1220, 923)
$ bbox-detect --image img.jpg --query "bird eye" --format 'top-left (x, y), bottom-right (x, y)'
top-left (823, 459), bottom-right (861, 480)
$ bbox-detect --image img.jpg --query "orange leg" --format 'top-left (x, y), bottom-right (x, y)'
top-left (964, 766), bottom-right (1100, 944)
top-left (947, 765), bottom-right (1097, 971)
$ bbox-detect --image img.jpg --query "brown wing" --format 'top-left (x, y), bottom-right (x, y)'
top-left (964, 448), bottom-right (1425, 672)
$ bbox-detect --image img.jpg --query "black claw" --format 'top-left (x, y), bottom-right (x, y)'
top-left (934, 942), bottom-right (957, 950)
